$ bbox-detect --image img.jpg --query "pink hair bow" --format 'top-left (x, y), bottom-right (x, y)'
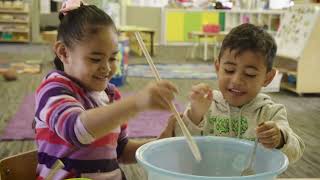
top-left (60, 0), bottom-right (87, 15)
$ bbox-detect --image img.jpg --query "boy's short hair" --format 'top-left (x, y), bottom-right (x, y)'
top-left (218, 23), bottom-right (277, 72)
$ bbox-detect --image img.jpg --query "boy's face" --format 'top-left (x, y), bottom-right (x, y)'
top-left (215, 49), bottom-right (275, 107)
top-left (64, 26), bottom-right (119, 91)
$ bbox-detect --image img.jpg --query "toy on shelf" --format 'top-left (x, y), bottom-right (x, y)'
top-left (110, 35), bottom-right (129, 87)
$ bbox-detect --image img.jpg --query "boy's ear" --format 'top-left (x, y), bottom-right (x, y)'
top-left (54, 41), bottom-right (69, 64)
top-left (263, 68), bottom-right (276, 87)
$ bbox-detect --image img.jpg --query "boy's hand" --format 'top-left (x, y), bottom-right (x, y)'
top-left (256, 121), bottom-right (285, 149)
top-left (188, 83), bottom-right (213, 125)
top-left (137, 80), bottom-right (178, 111)
top-left (158, 114), bottom-right (178, 139)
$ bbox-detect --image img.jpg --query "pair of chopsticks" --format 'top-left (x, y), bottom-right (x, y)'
top-left (134, 32), bottom-right (202, 161)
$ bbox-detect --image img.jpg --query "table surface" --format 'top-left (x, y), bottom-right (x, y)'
top-left (278, 178), bottom-right (320, 180)
top-left (189, 31), bottom-right (228, 36)
top-left (118, 25), bottom-right (155, 32)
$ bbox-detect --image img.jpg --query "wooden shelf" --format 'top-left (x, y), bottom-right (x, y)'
top-left (276, 53), bottom-right (299, 61)
top-left (0, 3), bottom-right (30, 43)
top-left (0, 19), bottom-right (28, 24)
top-left (225, 10), bottom-right (283, 36)
top-left (280, 82), bottom-right (297, 93)
top-left (0, 9), bottom-right (28, 14)
top-left (0, 29), bottom-right (29, 33)
top-left (277, 68), bottom-right (297, 76)
top-left (0, 39), bottom-right (29, 43)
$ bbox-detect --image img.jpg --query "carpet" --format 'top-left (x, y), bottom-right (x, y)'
top-left (128, 64), bottom-right (217, 79)
top-left (0, 94), bottom-right (35, 140)
top-left (0, 93), bottom-right (185, 140)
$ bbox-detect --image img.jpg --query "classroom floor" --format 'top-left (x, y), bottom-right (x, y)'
top-left (0, 44), bottom-right (319, 179)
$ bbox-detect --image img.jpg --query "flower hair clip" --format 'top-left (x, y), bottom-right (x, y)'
top-left (60, 0), bottom-right (87, 15)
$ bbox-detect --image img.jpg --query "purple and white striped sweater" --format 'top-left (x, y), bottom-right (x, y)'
top-left (35, 70), bottom-right (128, 180)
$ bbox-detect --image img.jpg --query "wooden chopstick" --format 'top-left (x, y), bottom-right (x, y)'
top-left (134, 32), bottom-right (202, 161)
top-left (45, 159), bottom-right (64, 180)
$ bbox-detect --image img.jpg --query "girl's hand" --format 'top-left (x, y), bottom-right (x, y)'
top-left (137, 80), bottom-right (178, 111)
top-left (158, 114), bottom-right (179, 139)
top-left (256, 121), bottom-right (285, 149)
top-left (188, 83), bottom-right (213, 124)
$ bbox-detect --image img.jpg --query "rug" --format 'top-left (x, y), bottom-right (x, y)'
top-left (0, 94), bottom-right (35, 140)
top-left (0, 93), bottom-right (185, 140)
top-left (128, 63), bottom-right (217, 79)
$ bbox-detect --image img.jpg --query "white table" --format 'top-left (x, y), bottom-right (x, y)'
top-left (188, 31), bottom-right (228, 61)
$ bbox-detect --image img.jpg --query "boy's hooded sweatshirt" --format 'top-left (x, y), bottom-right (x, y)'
top-left (175, 90), bottom-right (305, 163)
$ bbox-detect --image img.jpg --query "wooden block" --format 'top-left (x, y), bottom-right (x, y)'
top-left (41, 30), bottom-right (57, 46)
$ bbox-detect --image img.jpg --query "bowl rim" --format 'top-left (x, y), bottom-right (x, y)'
top-left (136, 136), bottom-right (289, 180)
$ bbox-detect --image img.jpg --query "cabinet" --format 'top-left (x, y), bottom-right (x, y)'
top-left (274, 4), bottom-right (320, 95)
top-left (163, 9), bottom-right (284, 44)
top-left (224, 9), bottom-right (284, 36)
top-left (164, 9), bottom-right (225, 43)
top-left (0, 1), bottom-right (30, 43)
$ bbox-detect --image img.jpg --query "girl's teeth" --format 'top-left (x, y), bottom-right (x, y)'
top-left (231, 89), bottom-right (241, 93)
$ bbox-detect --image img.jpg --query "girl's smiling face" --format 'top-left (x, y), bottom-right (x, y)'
top-left (63, 26), bottom-right (119, 91)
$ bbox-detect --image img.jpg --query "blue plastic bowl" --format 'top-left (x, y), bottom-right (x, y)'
top-left (136, 136), bottom-right (288, 180)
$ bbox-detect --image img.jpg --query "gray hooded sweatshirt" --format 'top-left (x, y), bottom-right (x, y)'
top-left (175, 90), bottom-right (305, 164)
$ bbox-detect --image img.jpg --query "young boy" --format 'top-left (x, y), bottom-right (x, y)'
top-left (165, 23), bottom-right (304, 163)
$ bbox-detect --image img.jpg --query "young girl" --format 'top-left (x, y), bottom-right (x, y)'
top-left (34, 1), bottom-right (177, 179)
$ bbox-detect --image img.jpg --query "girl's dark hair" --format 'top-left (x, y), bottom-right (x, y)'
top-left (54, 4), bottom-right (116, 71)
top-left (218, 23), bottom-right (277, 72)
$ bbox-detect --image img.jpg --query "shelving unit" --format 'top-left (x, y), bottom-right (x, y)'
top-left (163, 9), bottom-right (226, 44)
top-left (274, 4), bottom-right (320, 95)
top-left (163, 9), bottom-right (284, 44)
top-left (225, 9), bottom-right (284, 36)
top-left (0, 1), bottom-right (30, 43)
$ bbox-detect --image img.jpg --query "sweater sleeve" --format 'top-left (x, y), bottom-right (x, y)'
top-left (112, 91), bottom-right (129, 158)
top-left (267, 104), bottom-right (305, 164)
top-left (174, 103), bottom-right (205, 136)
top-left (117, 124), bottom-right (129, 158)
top-left (35, 77), bottom-right (90, 147)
